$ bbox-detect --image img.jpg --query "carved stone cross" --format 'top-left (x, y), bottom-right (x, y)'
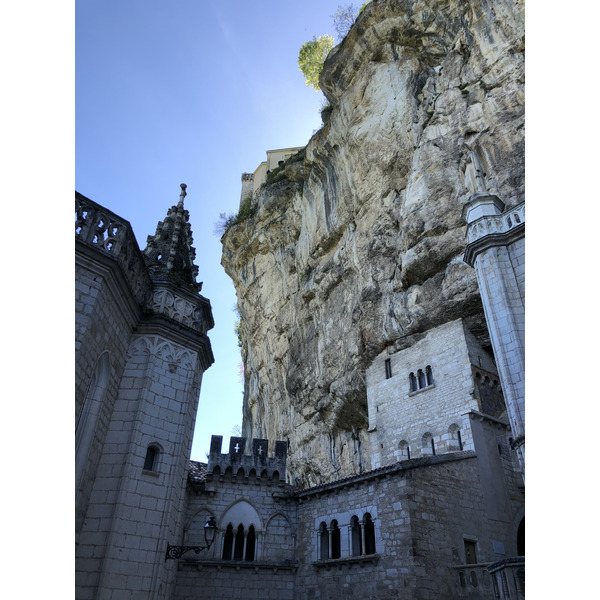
top-left (234, 443), bottom-right (240, 453)
top-left (257, 445), bottom-right (263, 456)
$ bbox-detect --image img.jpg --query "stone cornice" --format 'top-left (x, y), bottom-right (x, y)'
top-left (463, 202), bottom-right (525, 266)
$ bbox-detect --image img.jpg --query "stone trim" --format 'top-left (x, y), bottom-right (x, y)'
top-left (176, 559), bottom-right (299, 573)
top-left (312, 553), bottom-right (380, 569)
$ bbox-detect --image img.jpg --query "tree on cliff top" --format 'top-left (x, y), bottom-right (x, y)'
top-left (297, 35), bottom-right (334, 91)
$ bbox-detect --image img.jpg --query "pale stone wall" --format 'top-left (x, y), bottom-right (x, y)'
top-left (366, 319), bottom-right (502, 470)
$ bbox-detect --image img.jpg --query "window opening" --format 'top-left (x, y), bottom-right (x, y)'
top-left (245, 525), bottom-right (256, 561)
top-left (409, 372), bottom-right (417, 392)
top-left (331, 520), bottom-right (341, 559)
top-left (457, 430), bottom-right (463, 451)
top-left (222, 524), bottom-right (234, 560)
top-left (418, 369), bottom-right (426, 388)
top-left (464, 540), bottom-right (477, 564)
top-left (351, 516), bottom-right (362, 557)
top-left (364, 513), bottom-right (376, 554)
top-left (431, 438), bottom-right (436, 455)
top-left (233, 524), bottom-right (245, 560)
top-left (319, 522), bottom-right (329, 560)
top-left (384, 359), bottom-right (392, 379)
top-left (426, 365), bottom-right (433, 386)
top-left (143, 446), bottom-right (158, 471)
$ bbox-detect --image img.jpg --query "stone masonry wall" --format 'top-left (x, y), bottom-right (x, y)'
top-left (174, 466), bottom-right (298, 600)
top-left (75, 333), bottom-right (203, 600)
top-left (75, 255), bottom-right (139, 538)
top-left (294, 453), bottom-right (523, 600)
top-left (366, 319), bottom-right (498, 469)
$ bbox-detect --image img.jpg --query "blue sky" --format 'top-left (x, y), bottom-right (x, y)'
top-left (76, 0), bottom-right (350, 460)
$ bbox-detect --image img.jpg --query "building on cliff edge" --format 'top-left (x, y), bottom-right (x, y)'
top-left (76, 182), bottom-right (524, 599)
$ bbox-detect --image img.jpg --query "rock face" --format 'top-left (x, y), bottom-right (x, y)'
top-left (221, 0), bottom-right (524, 487)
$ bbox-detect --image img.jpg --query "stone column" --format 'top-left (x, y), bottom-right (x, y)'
top-left (463, 195), bottom-right (525, 478)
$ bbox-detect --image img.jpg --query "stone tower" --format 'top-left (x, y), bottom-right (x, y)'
top-left (75, 185), bottom-right (214, 600)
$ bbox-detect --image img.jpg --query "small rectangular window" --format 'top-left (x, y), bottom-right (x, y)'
top-left (464, 540), bottom-right (477, 564)
top-left (384, 359), bottom-right (392, 379)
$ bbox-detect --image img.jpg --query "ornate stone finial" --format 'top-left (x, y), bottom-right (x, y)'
top-left (142, 184), bottom-right (202, 292)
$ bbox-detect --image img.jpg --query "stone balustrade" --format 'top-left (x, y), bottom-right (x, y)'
top-left (75, 192), bottom-right (152, 307)
top-left (466, 201), bottom-right (525, 245)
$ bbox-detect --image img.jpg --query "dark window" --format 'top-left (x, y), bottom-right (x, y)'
top-left (385, 359), bottom-right (392, 379)
top-left (245, 525), bottom-right (256, 561)
top-left (233, 524), bottom-right (245, 560)
top-left (319, 522), bottom-right (329, 560)
top-left (222, 524), bottom-right (234, 560)
top-left (351, 516), bottom-right (362, 557)
top-left (431, 438), bottom-right (436, 455)
top-left (143, 446), bottom-right (158, 471)
top-left (331, 520), bottom-right (341, 559)
top-left (457, 430), bottom-right (463, 451)
top-left (418, 369), bottom-right (426, 388)
top-left (464, 540), bottom-right (477, 564)
top-left (426, 365), bottom-right (433, 386)
top-left (409, 372), bottom-right (417, 392)
top-left (517, 517), bottom-right (525, 556)
top-left (364, 513), bottom-right (376, 554)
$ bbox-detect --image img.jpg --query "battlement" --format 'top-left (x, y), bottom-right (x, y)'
top-left (206, 435), bottom-right (287, 483)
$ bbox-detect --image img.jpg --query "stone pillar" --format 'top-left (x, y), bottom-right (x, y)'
top-left (463, 195), bottom-right (525, 478)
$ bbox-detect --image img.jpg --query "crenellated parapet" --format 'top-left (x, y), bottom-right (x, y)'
top-left (206, 435), bottom-right (287, 483)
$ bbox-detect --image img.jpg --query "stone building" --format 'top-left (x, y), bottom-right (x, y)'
top-left (75, 180), bottom-right (524, 599)
top-left (75, 2), bottom-right (525, 598)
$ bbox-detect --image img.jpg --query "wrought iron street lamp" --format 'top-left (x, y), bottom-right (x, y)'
top-left (165, 517), bottom-right (218, 560)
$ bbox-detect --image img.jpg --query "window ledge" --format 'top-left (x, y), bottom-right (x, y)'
top-left (141, 469), bottom-right (159, 478)
top-left (408, 383), bottom-right (435, 397)
top-left (177, 559), bottom-right (299, 573)
top-left (313, 553), bottom-right (380, 569)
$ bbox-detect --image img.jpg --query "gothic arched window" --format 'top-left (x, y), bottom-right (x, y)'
top-left (351, 515), bottom-right (362, 557)
top-left (331, 520), bottom-right (341, 559)
top-left (319, 522), bottom-right (329, 560)
top-left (222, 524), bottom-right (234, 560)
top-left (245, 525), bottom-right (256, 562)
top-left (233, 524), bottom-right (245, 560)
top-left (364, 513), bottom-right (376, 555)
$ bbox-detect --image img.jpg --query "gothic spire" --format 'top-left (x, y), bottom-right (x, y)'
top-left (143, 183), bottom-right (202, 293)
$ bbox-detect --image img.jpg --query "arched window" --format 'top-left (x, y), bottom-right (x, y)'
top-left (351, 515), bottom-right (362, 557)
top-left (399, 440), bottom-right (410, 460)
top-left (331, 520), bottom-right (341, 559)
top-left (364, 513), bottom-right (376, 554)
top-left (143, 445), bottom-right (159, 472)
top-left (222, 524), bottom-right (234, 560)
top-left (417, 369), bottom-right (426, 389)
top-left (422, 432), bottom-right (434, 455)
top-left (409, 372), bottom-right (417, 392)
top-left (76, 352), bottom-right (110, 491)
top-left (245, 525), bottom-right (256, 562)
top-left (426, 365), bottom-right (433, 386)
top-left (233, 524), bottom-right (245, 560)
top-left (319, 522), bottom-right (329, 560)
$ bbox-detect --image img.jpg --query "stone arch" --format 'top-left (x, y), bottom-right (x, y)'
top-left (363, 513), bottom-right (376, 555)
top-left (447, 423), bottom-right (463, 451)
top-left (319, 522), bottom-right (329, 560)
top-left (421, 432), bottom-right (435, 456)
top-left (330, 519), bottom-right (341, 558)
top-left (220, 500), bottom-right (263, 534)
top-left (76, 351), bottom-right (111, 492)
top-left (185, 506), bottom-right (217, 549)
top-left (399, 439), bottom-right (411, 460)
top-left (236, 466), bottom-right (245, 478)
top-left (142, 441), bottom-right (163, 472)
top-left (264, 512), bottom-right (294, 561)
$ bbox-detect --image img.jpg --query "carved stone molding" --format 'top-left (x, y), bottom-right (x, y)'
top-left (127, 334), bottom-right (197, 372)
top-left (152, 288), bottom-right (206, 333)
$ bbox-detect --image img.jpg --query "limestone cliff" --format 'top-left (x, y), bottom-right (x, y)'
top-left (221, 0), bottom-right (524, 487)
